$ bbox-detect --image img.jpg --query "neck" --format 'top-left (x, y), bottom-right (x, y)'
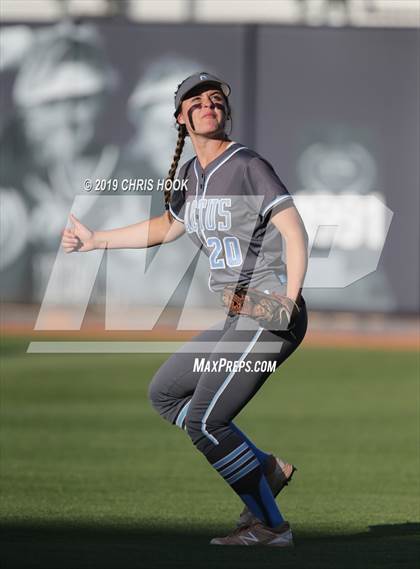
top-left (191, 135), bottom-right (233, 169)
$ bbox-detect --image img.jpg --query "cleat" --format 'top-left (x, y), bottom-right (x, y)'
top-left (210, 520), bottom-right (294, 547)
top-left (236, 454), bottom-right (296, 528)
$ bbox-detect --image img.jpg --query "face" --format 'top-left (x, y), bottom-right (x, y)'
top-left (177, 86), bottom-right (229, 137)
top-left (22, 94), bottom-right (103, 165)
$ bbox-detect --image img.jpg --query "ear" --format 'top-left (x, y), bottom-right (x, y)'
top-left (177, 112), bottom-right (186, 126)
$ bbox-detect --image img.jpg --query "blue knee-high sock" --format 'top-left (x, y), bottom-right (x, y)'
top-left (175, 404), bottom-right (282, 526)
top-left (208, 436), bottom-right (284, 528)
top-left (240, 476), bottom-right (284, 527)
top-left (176, 407), bottom-right (271, 470)
top-left (230, 422), bottom-right (271, 469)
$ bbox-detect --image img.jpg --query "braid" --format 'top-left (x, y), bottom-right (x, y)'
top-left (165, 124), bottom-right (187, 220)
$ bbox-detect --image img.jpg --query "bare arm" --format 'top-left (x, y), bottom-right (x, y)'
top-left (62, 212), bottom-right (185, 253)
top-left (93, 212), bottom-right (185, 249)
top-left (270, 205), bottom-right (308, 303)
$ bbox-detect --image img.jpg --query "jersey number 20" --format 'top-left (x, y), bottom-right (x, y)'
top-left (207, 236), bottom-right (243, 269)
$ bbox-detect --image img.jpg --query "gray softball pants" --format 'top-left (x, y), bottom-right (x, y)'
top-left (148, 299), bottom-right (308, 459)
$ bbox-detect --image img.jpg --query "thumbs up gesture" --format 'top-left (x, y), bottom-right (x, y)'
top-left (61, 213), bottom-right (97, 253)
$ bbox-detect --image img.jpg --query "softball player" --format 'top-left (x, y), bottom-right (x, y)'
top-left (62, 72), bottom-right (309, 547)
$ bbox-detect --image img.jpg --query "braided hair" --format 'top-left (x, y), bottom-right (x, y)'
top-left (164, 124), bottom-right (187, 221)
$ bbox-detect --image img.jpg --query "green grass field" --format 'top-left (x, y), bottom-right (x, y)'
top-left (1, 336), bottom-right (419, 569)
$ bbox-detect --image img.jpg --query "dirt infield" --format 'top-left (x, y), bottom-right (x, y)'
top-left (1, 303), bottom-right (418, 351)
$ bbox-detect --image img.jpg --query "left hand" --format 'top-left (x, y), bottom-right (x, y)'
top-left (221, 286), bottom-right (301, 331)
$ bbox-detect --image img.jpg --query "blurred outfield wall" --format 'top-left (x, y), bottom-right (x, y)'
top-left (0, 21), bottom-right (418, 314)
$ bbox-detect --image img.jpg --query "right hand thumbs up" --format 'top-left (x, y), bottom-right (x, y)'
top-left (61, 213), bottom-right (96, 253)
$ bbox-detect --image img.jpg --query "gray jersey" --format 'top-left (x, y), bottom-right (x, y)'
top-left (169, 142), bottom-right (293, 293)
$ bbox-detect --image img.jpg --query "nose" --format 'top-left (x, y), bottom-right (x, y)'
top-left (201, 95), bottom-right (215, 108)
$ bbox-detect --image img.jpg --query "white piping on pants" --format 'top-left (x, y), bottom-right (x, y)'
top-left (201, 326), bottom-right (264, 445)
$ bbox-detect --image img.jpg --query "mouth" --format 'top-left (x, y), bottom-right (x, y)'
top-left (202, 112), bottom-right (217, 119)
